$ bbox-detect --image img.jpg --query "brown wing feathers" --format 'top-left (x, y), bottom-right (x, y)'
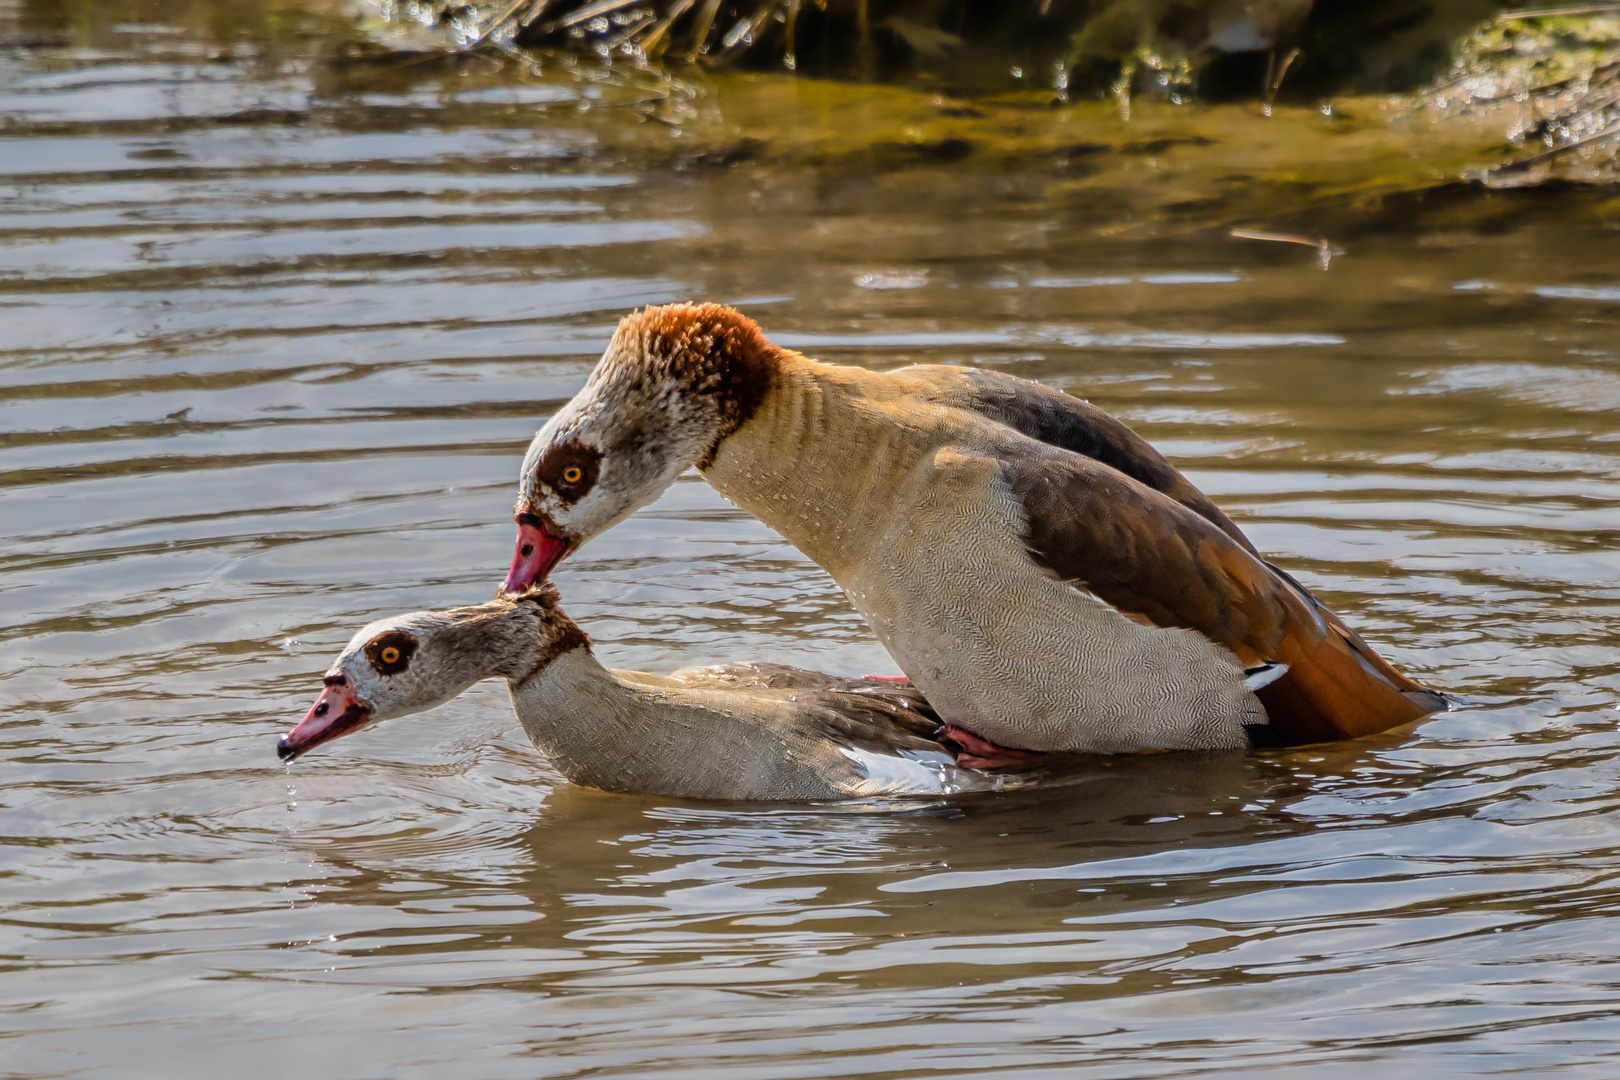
top-left (1001, 452), bottom-right (1441, 745)
top-left (1252, 608), bottom-right (1442, 744)
top-left (1003, 454), bottom-right (1286, 664)
top-left (894, 366), bottom-right (1259, 554)
top-left (799, 686), bottom-right (947, 754)
top-left (666, 662), bottom-right (947, 754)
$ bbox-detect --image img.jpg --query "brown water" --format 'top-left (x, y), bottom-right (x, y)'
top-left (5, 4), bottom-right (1620, 1077)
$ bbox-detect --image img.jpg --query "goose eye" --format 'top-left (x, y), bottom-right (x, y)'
top-left (365, 630), bottom-right (417, 675)
top-left (538, 441), bottom-right (601, 505)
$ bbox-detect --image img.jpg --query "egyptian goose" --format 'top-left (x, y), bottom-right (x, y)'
top-left (502, 303), bottom-right (1446, 758)
top-left (276, 585), bottom-right (1008, 799)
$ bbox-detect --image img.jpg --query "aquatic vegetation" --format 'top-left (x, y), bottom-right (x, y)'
top-left (350, 0), bottom-right (1515, 100)
top-left (339, 0), bottom-right (1620, 193)
top-left (1409, 6), bottom-right (1620, 184)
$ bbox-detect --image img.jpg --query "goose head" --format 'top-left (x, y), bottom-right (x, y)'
top-left (502, 302), bottom-right (777, 594)
top-left (277, 587), bottom-right (586, 761)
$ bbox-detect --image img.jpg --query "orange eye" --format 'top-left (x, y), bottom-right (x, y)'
top-left (380, 646), bottom-right (400, 665)
top-left (561, 466), bottom-right (583, 484)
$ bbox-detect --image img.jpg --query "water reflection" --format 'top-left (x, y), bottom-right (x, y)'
top-left (2, 1), bottom-right (1620, 1076)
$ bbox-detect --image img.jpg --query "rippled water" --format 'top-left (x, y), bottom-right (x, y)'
top-left (5, 5), bottom-right (1620, 1077)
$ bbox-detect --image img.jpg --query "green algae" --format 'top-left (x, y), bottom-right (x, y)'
top-left (327, 0), bottom-right (1620, 195)
top-left (7, 0), bottom-right (1615, 246)
top-left (1411, 7), bottom-right (1620, 185)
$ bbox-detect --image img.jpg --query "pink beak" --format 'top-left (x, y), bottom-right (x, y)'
top-left (278, 674), bottom-right (370, 762)
top-left (501, 513), bottom-right (571, 594)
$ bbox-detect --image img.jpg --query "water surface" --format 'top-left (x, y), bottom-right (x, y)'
top-left (4, 6), bottom-right (1620, 1077)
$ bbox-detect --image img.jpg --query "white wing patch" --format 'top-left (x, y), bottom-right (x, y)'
top-left (839, 746), bottom-right (1010, 797)
top-left (1244, 662), bottom-right (1291, 692)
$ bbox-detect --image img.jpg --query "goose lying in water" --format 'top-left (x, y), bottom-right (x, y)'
top-left (277, 586), bottom-right (1006, 800)
top-left (503, 303), bottom-right (1446, 759)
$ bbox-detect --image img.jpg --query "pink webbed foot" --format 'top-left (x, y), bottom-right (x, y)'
top-left (936, 725), bottom-right (1045, 771)
top-left (860, 674), bottom-right (912, 684)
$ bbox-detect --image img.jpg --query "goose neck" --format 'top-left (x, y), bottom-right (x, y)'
top-left (702, 358), bottom-right (912, 575)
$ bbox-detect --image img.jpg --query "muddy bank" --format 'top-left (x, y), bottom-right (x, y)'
top-left (4, 0), bottom-right (1616, 246)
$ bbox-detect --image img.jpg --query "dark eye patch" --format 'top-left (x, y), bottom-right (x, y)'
top-left (365, 629), bottom-right (418, 675)
top-left (534, 440), bottom-right (602, 505)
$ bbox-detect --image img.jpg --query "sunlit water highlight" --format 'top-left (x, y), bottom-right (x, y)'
top-left (3, 6), bottom-right (1620, 1077)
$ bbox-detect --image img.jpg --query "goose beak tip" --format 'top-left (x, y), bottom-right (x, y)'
top-left (502, 516), bottom-right (571, 594)
top-left (280, 683), bottom-right (369, 760)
